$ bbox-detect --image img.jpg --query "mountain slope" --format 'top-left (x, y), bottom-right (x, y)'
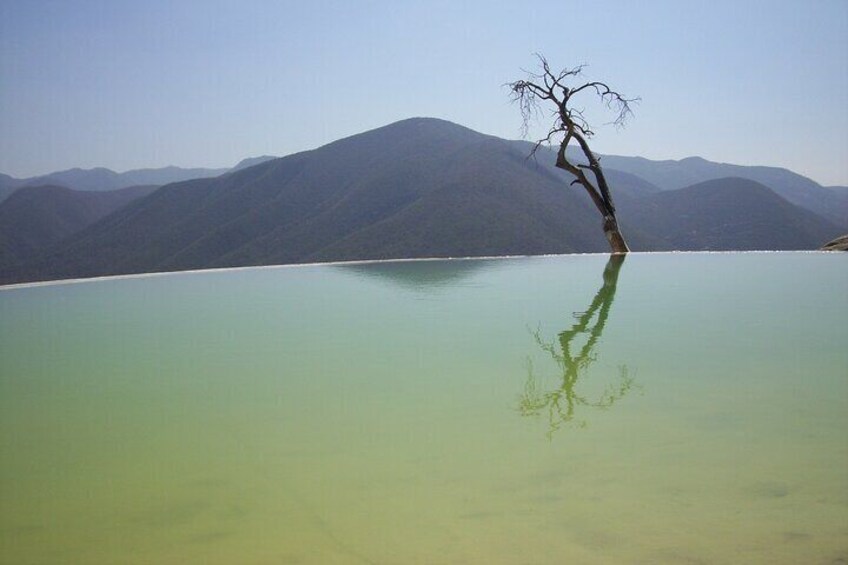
top-left (594, 154), bottom-right (848, 226)
top-left (0, 165), bottom-right (231, 201)
top-left (625, 177), bottom-right (842, 250)
top-left (508, 141), bottom-right (663, 199)
top-left (828, 186), bottom-right (848, 199)
top-left (0, 184), bottom-right (157, 268)
top-left (0, 159), bottom-right (282, 204)
top-left (25, 165), bottom-right (229, 192)
top-left (8, 119), bottom-right (640, 283)
top-left (0, 174), bottom-right (25, 203)
top-left (302, 139), bottom-right (665, 263)
top-left (232, 155), bottom-right (278, 171)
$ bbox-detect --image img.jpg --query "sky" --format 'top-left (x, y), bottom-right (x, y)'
top-left (1, 0), bottom-right (847, 185)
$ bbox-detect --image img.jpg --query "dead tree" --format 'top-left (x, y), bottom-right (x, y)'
top-left (508, 55), bottom-right (637, 253)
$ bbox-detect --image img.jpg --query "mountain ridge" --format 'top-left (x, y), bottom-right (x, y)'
top-left (1, 117), bottom-right (843, 285)
top-left (592, 152), bottom-right (848, 226)
top-left (621, 177), bottom-right (841, 251)
top-left (4, 119), bottom-right (845, 226)
top-left (0, 161), bottom-right (263, 201)
top-left (0, 184), bottom-right (158, 269)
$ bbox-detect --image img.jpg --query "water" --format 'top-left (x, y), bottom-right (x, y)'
top-left (1, 253), bottom-right (846, 564)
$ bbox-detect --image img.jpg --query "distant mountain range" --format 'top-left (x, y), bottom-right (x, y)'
top-left (0, 118), bottom-right (844, 285)
top-left (0, 156), bottom-right (280, 203)
top-left (586, 153), bottom-right (848, 226)
top-left (620, 178), bottom-right (839, 251)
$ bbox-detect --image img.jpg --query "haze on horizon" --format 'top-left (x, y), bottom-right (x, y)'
top-left (1, 0), bottom-right (847, 186)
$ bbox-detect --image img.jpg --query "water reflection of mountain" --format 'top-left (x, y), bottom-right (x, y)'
top-left (335, 258), bottom-right (498, 291)
top-left (519, 255), bottom-right (635, 436)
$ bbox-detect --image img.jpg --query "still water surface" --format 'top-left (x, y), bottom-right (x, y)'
top-left (1, 253), bottom-right (846, 564)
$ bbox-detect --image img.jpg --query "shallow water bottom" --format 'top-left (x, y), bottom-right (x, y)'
top-left (1, 253), bottom-right (846, 563)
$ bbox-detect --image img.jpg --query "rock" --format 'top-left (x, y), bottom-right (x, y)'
top-left (821, 234), bottom-right (848, 251)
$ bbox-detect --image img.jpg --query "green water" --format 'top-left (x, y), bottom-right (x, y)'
top-left (1, 253), bottom-right (846, 564)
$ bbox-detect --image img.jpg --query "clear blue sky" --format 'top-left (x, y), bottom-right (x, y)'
top-left (1, 0), bottom-right (847, 185)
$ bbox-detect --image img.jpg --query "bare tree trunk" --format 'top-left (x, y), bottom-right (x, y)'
top-left (555, 150), bottom-right (630, 254)
top-left (603, 215), bottom-right (629, 254)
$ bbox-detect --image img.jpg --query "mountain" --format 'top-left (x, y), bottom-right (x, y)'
top-left (509, 141), bottom-right (847, 227)
top-left (0, 173), bottom-right (25, 190)
top-left (5, 118), bottom-right (664, 284)
top-left (827, 186), bottom-right (848, 199)
top-left (24, 165), bottom-right (229, 192)
top-left (1, 118), bottom-right (842, 285)
top-left (592, 154), bottom-right (848, 227)
top-left (0, 158), bottom-right (285, 203)
top-left (0, 184), bottom-right (157, 268)
top-left (0, 164), bottom-right (233, 202)
top-left (0, 174), bottom-right (25, 203)
top-left (117, 166), bottom-right (231, 187)
top-left (0, 187), bottom-right (17, 203)
top-left (622, 177), bottom-right (842, 251)
top-left (232, 155), bottom-right (278, 171)
top-left (508, 141), bottom-right (663, 199)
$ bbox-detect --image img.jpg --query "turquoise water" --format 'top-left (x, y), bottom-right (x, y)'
top-left (1, 253), bottom-right (846, 564)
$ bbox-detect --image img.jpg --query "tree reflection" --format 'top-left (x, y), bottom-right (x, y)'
top-left (519, 254), bottom-right (634, 436)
